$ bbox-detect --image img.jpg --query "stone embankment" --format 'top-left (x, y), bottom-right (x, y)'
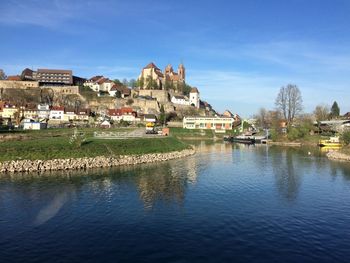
top-left (326, 151), bottom-right (350, 161)
top-left (0, 149), bottom-right (195, 173)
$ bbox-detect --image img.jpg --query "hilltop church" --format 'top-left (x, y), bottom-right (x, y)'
top-left (138, 62), bottom-right (185, 90)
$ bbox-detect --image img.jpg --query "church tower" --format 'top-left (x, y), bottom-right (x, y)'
top-left (165, 64), bottom-right (173, 76)
top-left (178, 63), bottom-right (185, 82)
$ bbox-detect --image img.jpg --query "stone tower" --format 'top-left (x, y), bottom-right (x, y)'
top-left (178, 64), bottom-right (185, 82)
top-left (165, 64), bottom-right (173, 75)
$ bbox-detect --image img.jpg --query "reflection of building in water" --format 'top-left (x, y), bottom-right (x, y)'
top-left (184, 156), bottom-right (198, 184)
top-left (134, 163), bottom-right (187, 209)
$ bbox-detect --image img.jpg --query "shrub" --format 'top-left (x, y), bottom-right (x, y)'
top-left (69, 128), bottom-right (86, 148)
top-left (341, 131), bottom-right (350, 145)
top-left (287, 127), bottom-right (301, 141)
top-left (270, 129), bottom-right (279, 141)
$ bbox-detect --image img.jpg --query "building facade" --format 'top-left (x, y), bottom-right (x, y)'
top-left (171, 95), bottom-right (190, 106)
top-left (183, 116), bottom-right (234, 131)
top-left (35, 69), bottom-right (73, 85)
top-left (138, 62), bottom-right (185, 90)
top-left (189, 88), bottom-right (200, 108)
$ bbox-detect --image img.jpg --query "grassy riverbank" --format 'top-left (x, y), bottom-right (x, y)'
top-left (0, 136), bottom-right (190, 162)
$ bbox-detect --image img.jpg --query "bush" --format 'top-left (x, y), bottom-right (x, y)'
top-left (69, 128), bottom-right (86, 148)
top-left (270, 129), bottom-right (279, 141)
top-left (341, 131), bottom-right (350, 145)
top-left (287, 126), bottom-right (309, 141)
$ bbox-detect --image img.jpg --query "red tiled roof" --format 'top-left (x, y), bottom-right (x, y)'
top-left (110, 84), bottom-right (131, 94)
top-left (51, 106), bottom-right (64, 111)
top-left (89, 75), bottom-right (104, 82)
top-left (7, 75), bottom-right (21, 81)
top-left (143, 62), bottom-right (160, 70)
top-left (108, 109), bottom-right (122, 116)
top-left (120, 107), bottom-right (133, 115)
top-left (97, 78), bottom-right (112, 85)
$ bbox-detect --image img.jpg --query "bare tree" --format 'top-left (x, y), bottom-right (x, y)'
top-left (275, 84), bottom-right (303, 125)
top-left (314, 104), bottom-right (329, 121)
top-left (255, 107), bottom-right (268, 129)
top-left (40, 88), bottom-right (54, 106)
top-left (0, 69), bottom-right (6, 80)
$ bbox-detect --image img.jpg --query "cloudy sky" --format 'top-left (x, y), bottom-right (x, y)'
top-left (1, 0), bottom-right (350, 116)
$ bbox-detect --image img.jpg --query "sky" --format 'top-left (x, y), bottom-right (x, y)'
top-left (1, 0), bottom-right (350, 117)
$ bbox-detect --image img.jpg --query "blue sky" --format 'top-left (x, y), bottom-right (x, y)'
top-left (1, 0), bottom-right (350, 117)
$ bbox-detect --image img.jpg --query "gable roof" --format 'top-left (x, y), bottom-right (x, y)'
top-left (51, 106), bottom-right (64, 111)
top-left (190, 87), bottom-right (199, 93)
top-left (7, 75), bottom-right (21, 81)
top-left (144, 62), bottom-right (160, 70)
top-left (89, 75), bottom-right (104, 82)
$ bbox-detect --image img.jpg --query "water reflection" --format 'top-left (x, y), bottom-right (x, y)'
top-left (270, 147), bottom-right (301, 201)
top-left (2, 143), bottom-right (350, 222)
top-left (34, 188), bottom-right (74, 226)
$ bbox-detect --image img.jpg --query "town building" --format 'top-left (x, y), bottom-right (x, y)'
top-left (37, 104), bottom-right (50, 120)
top-left (183, 116), bottom-right (234, 132)
top-left (84, 76), bottom-right (115, 93)
top-left (23, 105), bottom-right (38, 120)
top-left (64, 108), bottom-right (78, 121)
top-left (23, 121), bottom-right (47, 130)
top-left (107, 107), bottom-right (136, 122)
top-left (49, 106), bottom-right (65, 120)
top-left (189, 88), bottom-right (200, 108)
top-left (109, 84), bottom-right (131, 98)
top-left (138, 62), bottom-right (185, 90)
top-left (35, 69), bottom-right (73, 85)
top-left (76, 109), bottom-right (90, 121)
top-left (171, 95), bottom-right (190, 106)
top-left (1, 104), bottom-right (18, 119)
top-left (222, 110), bottom-right (234, 118)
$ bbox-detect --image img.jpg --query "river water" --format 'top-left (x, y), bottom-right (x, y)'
top-left (1, 142), bottom-right (350, 262)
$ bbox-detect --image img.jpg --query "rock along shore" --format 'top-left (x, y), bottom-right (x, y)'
top-left (326, 151), bottom-right (350, 161)
top-left (0, 148), bottom-right (196, 173)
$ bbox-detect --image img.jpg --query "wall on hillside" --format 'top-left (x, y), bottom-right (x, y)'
top-left (41, 85), bottom-right (79, 95)
top-left (138, 89), bottom-right (170, 103)
top-left (132, 98), bottom-right (160, 114)
top-left (0, 80), bottom-right (39, 89)
top-left (87, 97), bottom-right (116, 111)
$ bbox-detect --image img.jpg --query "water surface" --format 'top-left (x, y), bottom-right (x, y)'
top-left (1, 143), bottom-right (350, 262)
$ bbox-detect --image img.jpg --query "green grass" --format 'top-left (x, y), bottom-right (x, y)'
top-left (0, 136), bottom-right (189, 162)
top-left (0, 127), bottom-right (136, 139)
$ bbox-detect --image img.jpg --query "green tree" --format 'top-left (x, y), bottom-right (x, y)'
top-left (183, 84), bottom-right (192, 96)
top-left (159, 105), bottom-right (166, 125)
top-left (114, 79), bottom-right (122, 85)
top-left (330, 101), bottom-right (340, 118)
top-left (136, 77), bottom-right (144, 88)
top-left (126, 98), bottom-right (134, 105)
top-left (115, 90), bottom-right (122, 98)
top-left (164, 80), bottom-right (172, 90)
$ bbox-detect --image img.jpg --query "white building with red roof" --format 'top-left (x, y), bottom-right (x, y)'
top-left (49, 106), bottom-right (64, 120)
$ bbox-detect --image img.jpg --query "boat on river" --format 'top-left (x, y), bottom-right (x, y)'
top-left (224, 135), bottom-right (256, 144)
top-left (318, 136), bottom-right (342, 147)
